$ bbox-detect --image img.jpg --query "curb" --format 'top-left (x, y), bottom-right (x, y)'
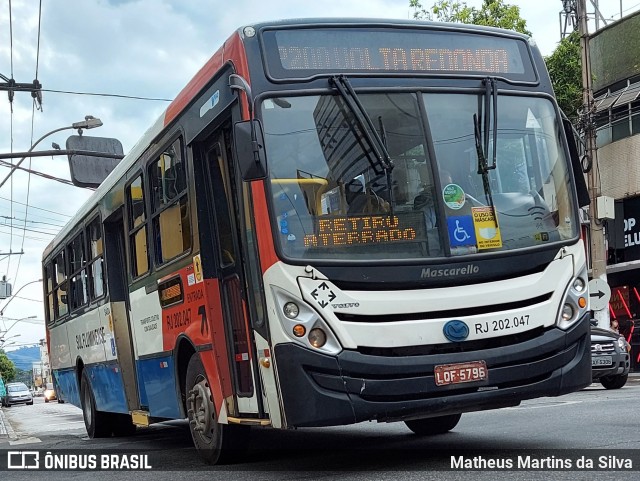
top-left (0, 408), bottom-right (17, 441)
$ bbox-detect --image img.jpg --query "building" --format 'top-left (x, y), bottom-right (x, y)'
top-left (590, 10), bottom-right (640, 369)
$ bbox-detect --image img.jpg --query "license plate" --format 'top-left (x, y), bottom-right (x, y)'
top-left (434, 360), bottom-right (488, 386)
top-left (592, 356), bottom-right (613, 367)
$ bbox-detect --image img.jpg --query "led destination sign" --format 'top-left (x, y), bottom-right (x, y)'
top-left (303, 215), bottom-right (417, 248)
top-left (263, 28), bottom-right (535, 80)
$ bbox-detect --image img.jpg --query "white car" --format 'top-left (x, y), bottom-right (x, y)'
top-left (3, 382), bottom-right (34, 406)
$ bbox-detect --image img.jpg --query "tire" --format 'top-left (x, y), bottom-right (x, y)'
top-left (185, 353), bottom-right (249, 465)
top-left (405, 413), bottom-right (462, 435)
top-left (57, 399), bottom-right (65, 404)
top-left (80, 370), bottom-right (111, 438)
top-left (600, 373), bottom-right (628, 390)
top-left (26, 401), bottom-right (33, 406)
top-left (44, 398), bottom-right (49, 403)
top-left (111, 413), bottom-right (137, 437)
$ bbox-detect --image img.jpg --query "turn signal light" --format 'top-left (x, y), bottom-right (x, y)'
top-left (292, 324), bottom-right (306, 337)
top-left (578, 297), bottom-right (587, 308)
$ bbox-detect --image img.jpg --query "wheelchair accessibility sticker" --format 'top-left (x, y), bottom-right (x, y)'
top-left (447, 215), bottom-right (476, 247)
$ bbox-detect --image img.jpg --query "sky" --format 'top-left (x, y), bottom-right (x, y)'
top-left (0, 0), bottom-right (636, 351)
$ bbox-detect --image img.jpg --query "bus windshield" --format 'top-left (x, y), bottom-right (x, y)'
top-left (262, 92), bottom-right (577, 261)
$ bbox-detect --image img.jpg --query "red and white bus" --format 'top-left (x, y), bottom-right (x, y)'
top-left (43, 18), bottom-right (592, 464)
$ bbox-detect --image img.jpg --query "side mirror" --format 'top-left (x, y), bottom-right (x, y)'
top-left (234, 120), bottom-right (267, 181)
top-left (562, 117), bottom-right (590, 208)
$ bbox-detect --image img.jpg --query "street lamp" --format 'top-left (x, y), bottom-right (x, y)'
top-left (0, 316), bottom-right (37, 336)
top-left (0, 279), bottom-right (42, 316)
top-left (0, 116), bottom-right (103, 190)
top-left (0, 333), bottom-right (21, 344)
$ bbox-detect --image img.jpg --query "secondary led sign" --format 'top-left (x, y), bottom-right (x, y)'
top-left (303, 215), bottom-right (417, 247)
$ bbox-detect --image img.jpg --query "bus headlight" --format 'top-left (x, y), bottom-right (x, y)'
top-left (272, 287), bottom-right (342, 355)
top-left (308, 328), bottom-right (327, 348)
top-left (556, 268), bottom-right (589, 330)
top-left (283, 302), bottom-right (300, 319)
top-left (561, 303), bottom-right (574, 321)
top-left (572, 278), bottom-right (586, 292)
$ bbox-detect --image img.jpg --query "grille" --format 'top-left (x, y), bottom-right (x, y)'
top-left (335, 293), bottom-right (552, 323)
top-left (591, 342), bottom-right (615, 353)
top-left (357, 327), bottom-right (546, 357)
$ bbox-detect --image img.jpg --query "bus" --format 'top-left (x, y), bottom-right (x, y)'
top-left (43, 18), bottom-right (592, 464)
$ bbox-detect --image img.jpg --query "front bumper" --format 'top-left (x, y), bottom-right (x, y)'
top-left (274, 313), bottom-right (591, 427)
top-left (592, 352), bottom-right (630, 380)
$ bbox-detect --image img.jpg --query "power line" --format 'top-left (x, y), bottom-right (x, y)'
top-left (10, 87), bottom-right (173, 102)
top-left (0, 158), bottom-right (79, 187)
top-left (0, 223), bottom-right (56, 236)
top-left (0, 227), bottom-right (52, 241)
top-left (35, 0), bottom-right (42, 79)
top-left (0, 195), bottom-right (71, 218)
top-left (0, 216), bottom-right (66, 229)
top-left (8, 0), bottom-right (13, 80)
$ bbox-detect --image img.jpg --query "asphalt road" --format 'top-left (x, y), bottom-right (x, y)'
top-left (2, 379), bottom-right (640, 480)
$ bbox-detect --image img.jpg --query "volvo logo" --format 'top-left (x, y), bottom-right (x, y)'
top-left (443, 320), bottom-right (470, 342)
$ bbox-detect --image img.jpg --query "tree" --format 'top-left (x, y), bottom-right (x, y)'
top-left (13, 368), bottom-right (33, 387)
top-left (0, 350), bottom-right (17, 383)
top-left (544, 31), bottom-right (582, 121)
top-left (410, 0), bottom-right (531, 36)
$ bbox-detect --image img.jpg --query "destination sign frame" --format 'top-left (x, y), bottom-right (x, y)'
top-left (260, 26), bottom-right (537, 82)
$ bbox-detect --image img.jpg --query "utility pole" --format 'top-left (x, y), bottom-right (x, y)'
top-left (577, 0), bottom-right (610, 329)
top-left (0, 74), bottom-right (42, 108)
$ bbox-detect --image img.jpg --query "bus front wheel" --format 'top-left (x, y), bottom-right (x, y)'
top-left (80, 370), bottom-right (111, 438)
top-left (185, 353), bottom-right (249, 465)
top-left (404, 413), bottom-right (462, 435)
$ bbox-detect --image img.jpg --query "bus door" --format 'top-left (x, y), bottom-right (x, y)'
top-left (103, 210), bottom-right (140, 412)
top-left (201, 131), bottom-right (260, 415)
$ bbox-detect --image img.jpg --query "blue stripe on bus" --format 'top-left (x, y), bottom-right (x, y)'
top-left (136, 356), bottom-right (181, 419)
top-left (54, 368), bottom-right (81, 408)
top-left (84, 363), bottom-right (129, 414)
top-left (136, 366), bottom-right (149, 408)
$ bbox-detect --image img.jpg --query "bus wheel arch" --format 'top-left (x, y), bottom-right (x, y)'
top-left (175, 337), bottom-right (196, 416)
top-left (75, 357), bottom-right (85, 391)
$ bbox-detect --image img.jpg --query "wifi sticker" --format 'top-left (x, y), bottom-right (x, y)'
top-left (528, 205), bottom-right (546, 221)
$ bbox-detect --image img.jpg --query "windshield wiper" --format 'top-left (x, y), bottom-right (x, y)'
top-left (473, 77), bottom-right (499, 220)
top-left (329, 75), bottom-right (395, 207)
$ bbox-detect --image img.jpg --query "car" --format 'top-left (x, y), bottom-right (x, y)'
top-left (591, 326), bottom-right (631, 389)
top-left (43, 383), bottom-right (57, 403)
top-left (2, 382), bottom-right (34, 406)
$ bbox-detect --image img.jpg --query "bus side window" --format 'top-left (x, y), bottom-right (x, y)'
top-left (45, 263), bottom-right (55, 324)
top-left (127, 175), bottom-right (149, 277)
top-left (88, 217), bottom-right (105, 299)
top-left (53, 250), bottom-right (68, 318)
top-left (148, 137), bottom-right (191, 266)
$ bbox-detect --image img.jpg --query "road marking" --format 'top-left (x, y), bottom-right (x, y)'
top-left (33, 421), bottom-right (85, 428)
top-left (9, 437), bottom-right (41, 445)
top-left (505, 400), bottom-right (582, 410)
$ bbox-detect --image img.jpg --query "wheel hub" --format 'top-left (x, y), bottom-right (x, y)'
top-left (188, 380), bottom-right (214, 437)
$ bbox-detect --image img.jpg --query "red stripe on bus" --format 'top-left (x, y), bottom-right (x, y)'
top-left (251, 181), bottom-right (278, 273)
top-left (165, 32), bottom-right (250, 126)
